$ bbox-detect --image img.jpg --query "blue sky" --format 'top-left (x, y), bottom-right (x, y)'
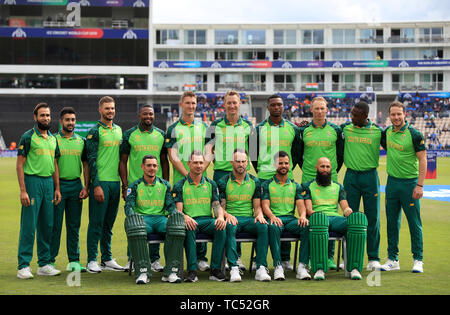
top-left (153, 0), bottom-right (450, 23)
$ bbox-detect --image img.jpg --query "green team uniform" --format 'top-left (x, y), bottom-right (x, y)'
top-left (341, 120), bottom-right (383, 262)
top-left (86, 121), bottom-right (122, 263)
top-left (206, 116), bottom-right (255, 182)
top-left (165, 118), bottom-right (207, 185)
top-left (304, 180), bottom-right (368, 273)
top-left (255, 117), bottom-right (300, 180)
top-left (217, 173), bottom-right (269, 269)
top-left (298, 120), bottom-right (343, 183)
top-left (17, 126), bottom-right (60, 270)
top-left (381, 122), bottom-right (426, 262)
top-left (120, 123), bottom-right (166, 182)
top-left (50, 131), bottom-right (87, 265)
top-left (261, 176), bottom-right (309, 267)
top-left (172, 175), bottom-right (226, 271)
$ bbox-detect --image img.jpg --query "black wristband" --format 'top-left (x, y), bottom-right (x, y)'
top-left (417, 184), bottom-right (423, 187)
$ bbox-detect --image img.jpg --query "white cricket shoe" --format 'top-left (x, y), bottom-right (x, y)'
top-left (296, 263), bottom-right (311, 280)
top-left (151, 260), bottom-right (164, 272)
top-left (367, 260), bottom-right (382, 270)
top-left (101, 259), bottom-right (124, 271)
top-left (86, 261), bottom-right (102, 273)
top-left (380, 259), bottom-right (400, 271)
top-left (197, 260), bottom-right (210, 272)
top-left (274, 265), bottom-right (285, 281)
top-left (37, 264), bottom-right (61, 276)
top-left (136, 273), bottom-right (150, 284)
top-left (350, 269), bottom-right (362, 280)
top-left (281, 260), bottom-right (294, 271)
top-left (230, 266), bottom-right (242, 282)
top-left (255, 266), bottom-right (271, 282)
top-left (412, 260), bottom-right (424, 273)
top-left (123, 260), bottom-right (134, 272)
top-left (17, 267), bottom-right (34, 279)
top-left (314, 269), bottom-right (325, 280)
top-left (162, 272), bottom-right (182, 283)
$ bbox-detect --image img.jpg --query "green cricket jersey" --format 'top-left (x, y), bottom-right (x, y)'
top-left (172, 174), bottom-right (219, 218)
top-left (255, 117), bottom-right (300, 180)
top-left (298, 120), bottom-right (343, 183)
top-left (340, 120), bottom-right (383, 171)
top-left (261, 176), bottom-right (303, 216)
top-left (217, 172), bottom-right (261, 217)
top-left (56, 131), bottom-right (87, 180)
top-left (17, 126), bottom-right (60, 177)
top-left (86, 121), bottom-right (122, 187)
top-left (381, 122), bottom-right (426, 179)
top-left (124, 176), bottom-right (175, 216)
top-left (206, 116), bottom-right (254, 172)
top-left (165, 118), bottom-right (207, 185)
top-left (120, 123), bottom-right (166, 183)
top-left (303, 180), bottom-right (347, 217)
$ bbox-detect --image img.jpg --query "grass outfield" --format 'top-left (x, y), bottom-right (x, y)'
top-left (0, 156), bottom-right (449, 295)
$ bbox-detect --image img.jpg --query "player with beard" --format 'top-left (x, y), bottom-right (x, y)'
top-left (261, 151), bottom-right (310, 281)
top-left (85, 96), bottom-right (124, 273)
top-left (120, 104), bottom-right (169, 272)
top-left (16, 102), bottom-right (62, 279)
top-left (50, 107), bottom-right (89, 273)
top-left (303, 157), bottom-right (368, 280)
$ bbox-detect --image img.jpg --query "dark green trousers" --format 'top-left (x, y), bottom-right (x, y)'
top-left (343, 168), bottom-right (380, 261)
top-left (50, 178), bottom-right (83, 263)
top-left (385, 176), bottom-right (423, 261)
top-left (87, 181), bottom-right (120, 263)
top-left (18, 175), bottom-right (54, 269)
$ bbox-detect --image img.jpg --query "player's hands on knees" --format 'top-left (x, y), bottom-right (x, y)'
top-left (412, 186), bottom-right (423, 200)
top-left (298, 217), bottom-right (309, 227)
top-left (215, 217), bottom-right (227, 231)
top-left (255, 213), bottom-right (268, 225)
top-left (226, 214), bottom-right (238, 226)
top-left (20, 191), bottom-right (30, 207)
top-left (94, 185), bottom-right (105, 203)
top-left (184, 214), bottom-right (198, 230)
top-left (269, 215), bottom-right (283, 227)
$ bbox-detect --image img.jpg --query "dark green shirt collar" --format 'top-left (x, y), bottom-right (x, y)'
top-left (178, 117), bottom-right (196, 126)
top-left (58, 130), bottom-right (77, 139)
top-left (272, 174), bottom-right (292, 185)
top-left (141, 176), bottom-right (161, 186)
top-left (138, 122), bottom-right (155, 133)
top-left (311, 120), bottom-right (327, 128)
top-left (230, 171), bottom-right (250, 183)
top-left (187, 173), bottom-right (206, 185)
top-left (33, 125), bottom-right (53, 137)
top-left (392, 121), bottom-right (409, 133)
top-left (267, 117), bottom-right (285, 127)
top-left (224, 115), bottom-right (243, 126)
top-left (97, 120), bottom-right (117, 129)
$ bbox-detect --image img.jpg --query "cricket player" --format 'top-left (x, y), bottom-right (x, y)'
top-left (172, 150), bottom-right (227, 282)
top-left (50, 107), bottom-right (89, 273)
top-left (261, 151), bottom-right (311, 281)
top-left (304, 157), bottom-right (368, 281)
top-left (124, 155), bottom-right (185, 284)
top-left (380, 101), bottom-right (426, 273)
top-left (297, 96), bottom-right (344, 269)
top-left (217, 148), bottom-right (271, 282)
top-left (16, 102), bottom-right (62, 279)
top-left (85, 96), bottom-right (124, 273)
top-left (120, 104), bottom-right (169, 272)
top-left (254, 94), bottom-right (301, 271)
top-left (340, 101), bottom-right (383, 270)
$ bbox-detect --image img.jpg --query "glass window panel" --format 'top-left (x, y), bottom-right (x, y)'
top-left (274, 30), bottom-right (284, 44)
top-left (286, 30), bottom-right (296, 44)
top-left (345, 29), bottom-right (355, 44)
top-left (196, 30), bottom-right (206, 44)
top-left (313, 30), bottom-right (323, 44)
top-left (333, 29), bottom-right (343, 44)
top-left (215, 30), bottom-right (238, 44)
top-left (302, 30), bottom-right (312, 44)
top-left (301, 50), bottom-right (313, 60)
top-left (184, 30), bottom-right (195, 45)
top-left (242, 30), bottom-right (266, 44)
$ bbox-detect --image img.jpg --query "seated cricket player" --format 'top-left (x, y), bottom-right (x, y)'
top-left (124, 154), bottom-right (185, 284)
top-left (217, 148), bottom-right (271, 282)
top-left (261, 151), bottom-right (311, 281)
top-left (172, 150), bottom-right (227, 283)
top-left (303, 157), bottom-right (368, 280)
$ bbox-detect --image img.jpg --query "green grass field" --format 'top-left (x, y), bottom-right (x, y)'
top-left (1, 157), bottom-right (449, 295)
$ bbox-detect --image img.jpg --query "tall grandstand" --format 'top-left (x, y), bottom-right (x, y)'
top-left (0, 1), bottom-right (449, 149)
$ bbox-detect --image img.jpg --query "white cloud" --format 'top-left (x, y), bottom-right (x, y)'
top-left (152, 0), bottom-right (449, 23)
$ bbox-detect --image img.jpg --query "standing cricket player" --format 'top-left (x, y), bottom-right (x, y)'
top-left (85, 96), bottom-right (124, 273)
top-left (50, 107), bottom-right (89, 273)
top-left (380, 101), bottom-right (426, 273)
top-left (340, 101), bottom-right (383, 270)
top-left (16, 102), bottom-right (62, 279)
